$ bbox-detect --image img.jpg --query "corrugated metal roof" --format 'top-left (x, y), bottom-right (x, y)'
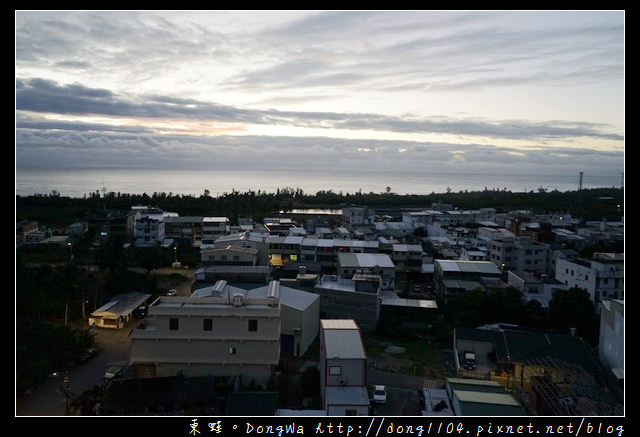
top-left (338, 253), bottom-right (394, 268)
top-left (454, 390), bottom-right (521, 406)
top-left (92, 292), bottom-right (150, 316)
top-left (321, 319), bottom-right (359, 330)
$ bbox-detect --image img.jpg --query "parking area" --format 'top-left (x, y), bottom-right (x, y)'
top-left (370, 386), bottom-right (422, 416)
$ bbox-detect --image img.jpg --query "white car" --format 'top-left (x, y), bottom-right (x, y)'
top-left (167, 289), bottom-right (177, 296)
top-left (373, 385), bottom-right (387, 404)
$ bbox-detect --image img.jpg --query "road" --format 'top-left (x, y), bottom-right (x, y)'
top-left (15, 319), bottom-right (140, 416)
top-left (16, 267), bottom-right (196, 416)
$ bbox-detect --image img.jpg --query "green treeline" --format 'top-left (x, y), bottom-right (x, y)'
top-left (16, 186), bottom-right (624, 226)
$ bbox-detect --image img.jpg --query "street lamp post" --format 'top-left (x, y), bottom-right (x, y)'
top-left (67, 242), bottom-right (74, 261)
top-left (52, 371), bottom-right (71, 415)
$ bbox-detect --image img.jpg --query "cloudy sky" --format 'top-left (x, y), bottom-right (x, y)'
top-left (15, 10), bottom-right (624, 176)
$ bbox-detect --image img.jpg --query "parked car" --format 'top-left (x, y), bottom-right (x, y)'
top-left (77, 347), bottom-right (98, 363)
top-left (462, 351), bottom-right (477, 370)
top-left (133, 305), bottom-right (148, 318)
top-left (373, 385), bottom-right (387, 404)
top-left (104, 365), bottom-right (125, 381)
top-left (167, 289), bottom-right (177, 296)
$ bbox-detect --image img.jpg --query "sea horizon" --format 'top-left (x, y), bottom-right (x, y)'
top-left (15, 166), bottom-right (623, 199)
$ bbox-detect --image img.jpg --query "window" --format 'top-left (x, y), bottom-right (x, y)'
top-left (203, 319), bottom-right (213, 331)
top-left (329, 366), bottom-right (342, 376)
top-left (248, 319), bottom-right (258, 332)
top-left (169, 318), bottom-right (179, 330)
top-left (229, 347), bottom-right (237, 355)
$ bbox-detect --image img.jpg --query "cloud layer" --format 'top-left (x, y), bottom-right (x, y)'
top-left (15, 11), bottom-right (624, 177)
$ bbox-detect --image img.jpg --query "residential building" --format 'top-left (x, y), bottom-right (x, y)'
top-left (201, 245), bottom-right (260, 266)
top-left (402, 210), bottom-right (442, 228)
top-left (314, 274), bottom-right (382, 332)
top-left (342, 206), bottom-right (374, 225)
top-left (434, 260), bottom-right (502, 303)
top-left (86, 208), bottom-right (132, 239)
top-left (129, 280), bottom-right (281, 386)
top-left (391, 243), bottom-right (425, 272)
top-left (337, 252), bottom-right (395, 290)
top-left (206, 231), bottom-right (270, 265)
top-left (263, 217), bottom-right (300, 236)
top-left (319, 319), bottom-right (370, 416)
top-left (507, 270), bottom-right (568, 307)
top-left (598, 300), bottom-right (624, 386)
top-left (201, 217), bottom-right (230, 245)
top-left (268, 235), bottom-right (304, 266)
top-left (132, 207), bottom-right (165, 246)
top-left (555, 253), bottom-right (624, 304)
top-left (460, 247), bottom-right (489, 261)
top-left (164, 216), bottom-right (204, 247)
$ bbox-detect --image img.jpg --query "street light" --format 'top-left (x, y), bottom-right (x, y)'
top-left (51, 371), bottom-right (71, 415)
top-left (67, 242), bottom-right (74, 261)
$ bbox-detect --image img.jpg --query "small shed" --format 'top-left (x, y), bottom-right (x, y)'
top-left (89, 291), bottom-right (151, 329)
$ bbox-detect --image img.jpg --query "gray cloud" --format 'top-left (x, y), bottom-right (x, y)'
top-left (15, 127), bottom-right (624, 177)
top-left (16, 78), bottom-right (623, 142)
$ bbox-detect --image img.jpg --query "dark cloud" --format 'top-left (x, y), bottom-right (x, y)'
top-left (16, 78), bottom-right (624, 142)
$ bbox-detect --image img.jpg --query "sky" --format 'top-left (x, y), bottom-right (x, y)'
top-left (15, 10), bottom-right (624, 176)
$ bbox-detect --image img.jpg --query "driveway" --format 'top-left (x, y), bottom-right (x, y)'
top-left (367, 369), bottom-right (430, 416)
top-left (16, 319), bottom-right (141, 416)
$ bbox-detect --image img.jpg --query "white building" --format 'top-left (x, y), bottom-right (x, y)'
top-left (598, 300), bottom-right (624, 385)
top-left (507, 270), bottom-right (568, 307)
top-left (342, 206), bottom-right (374, 225)
top-left (555, 253), bottom-right (624, 304)
top-left (132, 207), bottom-right (165, 246)
top-left (201, 217), bottom-right (230, 245)
top-left (319, 319), bottom-right (370, 416)
top-left (129, 280), bottom-right (281, 386)
top-left (337, 252), bottom-right (395, 290)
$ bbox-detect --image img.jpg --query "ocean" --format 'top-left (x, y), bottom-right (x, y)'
top-left (15, 167), bottom-right (623, 198)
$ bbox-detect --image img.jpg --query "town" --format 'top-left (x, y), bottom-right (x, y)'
top-left (16, 188), bottom-right (624, 416)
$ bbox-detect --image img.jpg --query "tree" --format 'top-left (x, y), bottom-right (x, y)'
top-left (548, 287), bottom-right (598, 345)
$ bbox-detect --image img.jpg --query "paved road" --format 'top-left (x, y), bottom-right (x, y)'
top-left (16, 319), bottom-right (140, 416)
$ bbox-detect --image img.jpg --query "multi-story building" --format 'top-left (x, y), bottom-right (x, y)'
top-left (201, 217), bottom-right (230, 245)
top-left (319, 319), bottom-right (370, 416)
top-left (598, 299), bottom-right (624, 386)
top-left (434, 260), bottom-right (502, 303)
top-left (337, 252), bottom-right (395, 290)
top-left (342, 206), bottom-right (374, 225)
top-left (555, 253), bottom-right (624, 304)
top-left (164, 216), bottom-right (204, 247)
top-left (133, 207), bottom-right (165, 246)
top-left (391, 243), bottom-right (425, 272)
top-left (129, 280), bottom-right (281, 386)
top-left (507, 270), bottom-right (568, 307)
top-left (485, 234), bottom-right (549, 274)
